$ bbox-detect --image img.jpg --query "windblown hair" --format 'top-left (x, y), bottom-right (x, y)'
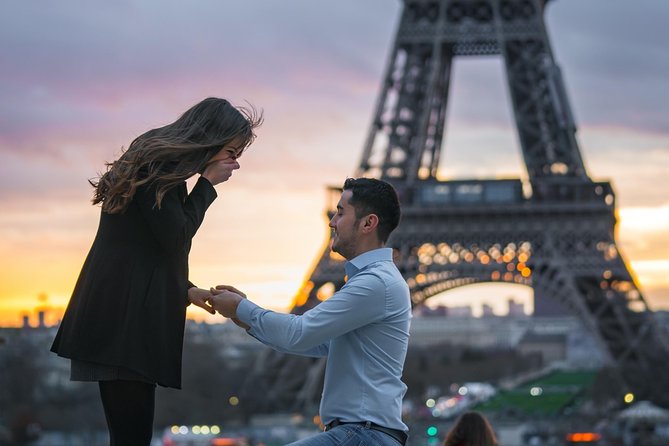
top-left (443, 411), bottom-right (498, 446)
top-left (342, 177), bottom-right (401, 244)
top-left (91, 97), bottom-right (263, 214)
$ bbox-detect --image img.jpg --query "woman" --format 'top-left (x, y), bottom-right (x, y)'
top-left (51, 97), bottom-right (262, 445)
top-left (443, 411), bottom-right (498, 446)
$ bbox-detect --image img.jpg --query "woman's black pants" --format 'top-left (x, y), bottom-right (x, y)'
top-left (98, 380), bottom-right (156, 446)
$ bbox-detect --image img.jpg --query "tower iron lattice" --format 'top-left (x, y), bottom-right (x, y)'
top-left (239, 0), bottom-right (669, 413)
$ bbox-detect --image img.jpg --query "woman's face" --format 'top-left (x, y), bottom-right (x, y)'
top-left (208, 139), bottom-right (244, 163)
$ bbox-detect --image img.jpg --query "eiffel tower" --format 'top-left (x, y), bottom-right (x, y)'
top-left (239, 0), bottom-right (669, 413)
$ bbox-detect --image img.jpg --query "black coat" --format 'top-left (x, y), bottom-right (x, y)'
top-left (51, 176), bottom-right (217, 388)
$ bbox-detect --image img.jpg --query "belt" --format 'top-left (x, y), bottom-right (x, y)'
top-left (324, 419), bottom-right (408, 446)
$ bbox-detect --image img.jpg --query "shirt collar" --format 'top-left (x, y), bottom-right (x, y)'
top-left (344, 247), bottom-right (393, 278)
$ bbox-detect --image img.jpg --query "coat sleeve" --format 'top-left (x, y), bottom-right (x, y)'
top-left (135, 176), bottom-right (218, 255)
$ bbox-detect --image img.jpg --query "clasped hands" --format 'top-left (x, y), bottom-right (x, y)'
top-left (187, 285), bottom-right (248, 329)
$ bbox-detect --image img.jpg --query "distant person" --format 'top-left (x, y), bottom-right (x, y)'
top-left (443, 411), bottom-right (498, 446)
top-left (50, 97), bottom-right (262, 446)
top-left (208, 178), bottom-right (411, 446)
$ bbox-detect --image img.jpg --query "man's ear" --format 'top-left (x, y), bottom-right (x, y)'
top-left (361, 214), bottom-right (379, 234)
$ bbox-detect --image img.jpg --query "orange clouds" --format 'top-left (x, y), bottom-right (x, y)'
top-left (1, 0), bottom-right (668, 327)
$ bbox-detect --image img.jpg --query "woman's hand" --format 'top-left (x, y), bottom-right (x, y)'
top-left (187, 287), bottom-right (216, 314)
top-left (202, 158), bottom-right (240, 185)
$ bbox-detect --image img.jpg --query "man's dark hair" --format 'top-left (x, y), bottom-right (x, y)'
top-left (343, 177), bottom-right (401, 244)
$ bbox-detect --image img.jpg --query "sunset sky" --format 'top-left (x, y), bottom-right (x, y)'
top-left (1, 0), bottom-right (668, 327)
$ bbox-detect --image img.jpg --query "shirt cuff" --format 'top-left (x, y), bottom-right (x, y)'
top-left (237, 298), bottom-right (261, 327)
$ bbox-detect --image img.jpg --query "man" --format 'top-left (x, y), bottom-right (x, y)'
top-left (209, 177), bottom-right (411, 446)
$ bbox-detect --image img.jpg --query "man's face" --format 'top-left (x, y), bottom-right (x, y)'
top-left (329, 190), bottom-right (360, 259)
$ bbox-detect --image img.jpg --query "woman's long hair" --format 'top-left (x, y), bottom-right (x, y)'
top-left (443, 411), bottom-right (498, 446)
top-left (91, 97), bottom-right (263, 214)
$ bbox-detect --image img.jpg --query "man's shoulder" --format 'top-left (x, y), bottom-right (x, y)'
top-left (354, 261), bottom-right (407, 290)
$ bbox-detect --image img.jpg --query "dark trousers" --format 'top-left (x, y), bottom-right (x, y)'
top-left (98, 380), bottom-right (155, 446)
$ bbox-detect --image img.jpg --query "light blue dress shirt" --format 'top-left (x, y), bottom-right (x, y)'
top-left (236, 247), bottom-right (411, 431)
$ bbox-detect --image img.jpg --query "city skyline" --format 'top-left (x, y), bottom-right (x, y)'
top-left (1, 0), bottom-right (668, 326)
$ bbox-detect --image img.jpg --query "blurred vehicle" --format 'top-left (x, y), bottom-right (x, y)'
top-left (161, 425), bottom-right (248, 446)
top-left (565, 431), bottom-right (602, 445)
top-left (429, 382), bottom-right (497, 419)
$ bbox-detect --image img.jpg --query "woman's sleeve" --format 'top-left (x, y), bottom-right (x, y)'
top-left (135, 176), bottom-right (218, 254)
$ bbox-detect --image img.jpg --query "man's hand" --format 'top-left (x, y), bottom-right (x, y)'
top-left (187, 287), bottom-right (215, 314)
top-left (214, 284), bottom-right (247, 298)
top-left (207, 284), bottom-right (249, 328)
top-left (208, 289), bottom-right (244, 318)
top-left (230, 318), bottom-right (250, 330)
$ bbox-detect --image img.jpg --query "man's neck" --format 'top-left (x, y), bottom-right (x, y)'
top-left (348, 242), bottom-right (385, 261)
